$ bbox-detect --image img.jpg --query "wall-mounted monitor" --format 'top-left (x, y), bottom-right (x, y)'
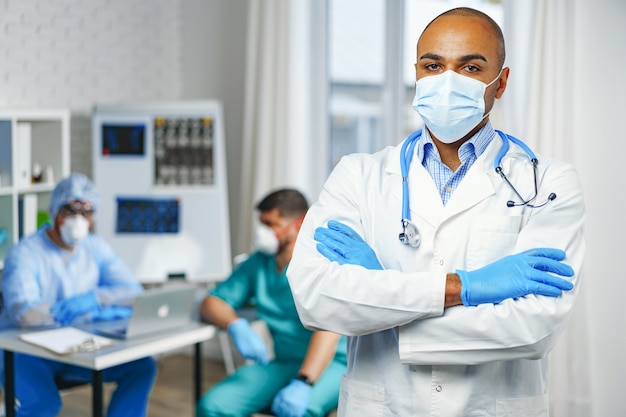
top-left (101, 124), bottom-right (146, 156)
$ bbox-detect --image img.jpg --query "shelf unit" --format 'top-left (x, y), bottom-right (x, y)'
top-left (0, 109), bottom-right (70, 269)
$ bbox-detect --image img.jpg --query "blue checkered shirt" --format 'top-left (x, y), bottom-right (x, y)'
top-left (416, 122), bottom-right (496, 205)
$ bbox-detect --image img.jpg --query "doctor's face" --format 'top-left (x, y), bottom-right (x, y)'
top-left (258, 208), bottom-right (300, 253)
top-left (414, 14), bottom-right (509, 114)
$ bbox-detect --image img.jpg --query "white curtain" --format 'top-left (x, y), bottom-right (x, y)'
top-left (238, 0), bottom-right (323, 254)
top-left (503, 1), bottom-right (592, 415)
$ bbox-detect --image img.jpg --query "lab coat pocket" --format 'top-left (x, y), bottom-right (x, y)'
top-left (495, 393), bottom-right (549, 417)
top-left (466, 215), bottom-right (521, 270)
top-left (338, 374), bottom-right (388, 417)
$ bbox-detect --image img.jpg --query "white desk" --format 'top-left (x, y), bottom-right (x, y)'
top-left (0, 322), bottom-right (216, 417)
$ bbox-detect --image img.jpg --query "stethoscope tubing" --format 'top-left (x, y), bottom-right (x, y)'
top-left (398, 129), bottom-right (551, 247)
top-left (400, 130), bottom-right (421, 222)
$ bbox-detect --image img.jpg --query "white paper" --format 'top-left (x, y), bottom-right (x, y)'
top-left (18, 327), bottom-right (114, 355)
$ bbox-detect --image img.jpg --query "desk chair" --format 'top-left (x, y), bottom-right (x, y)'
top-left (217, 330), bottom-right (237, 375)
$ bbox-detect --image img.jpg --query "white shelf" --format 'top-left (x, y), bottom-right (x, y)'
top-left (16, 183), bottom-right (57, 194)
top-left (0, 109), bottom-right (70, 268)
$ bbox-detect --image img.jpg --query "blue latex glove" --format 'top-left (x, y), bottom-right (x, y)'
top-left (456, 248), bottom-right (575, 306)
top-left (314, 220), bottom-right (382, 270)
top-left (51, 291), bottom-right (100, 325)
top-left (227, 318), bottom-right (269, 364)
top-left (92, 306), bottom-right (133, 321)
top-left (271, 379), bottom-right (313, 417)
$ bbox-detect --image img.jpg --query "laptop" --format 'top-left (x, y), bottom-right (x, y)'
top-left (91, 285), bottom-right (197, 340)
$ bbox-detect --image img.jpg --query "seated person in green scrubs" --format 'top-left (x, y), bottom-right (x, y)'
top-left (197, 188), bottom-right (346, 417)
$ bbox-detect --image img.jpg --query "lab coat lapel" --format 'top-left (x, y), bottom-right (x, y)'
top-left (385, 142), bottom-right (443, 227)
top-left (409, 164), bottom-right (444, 226)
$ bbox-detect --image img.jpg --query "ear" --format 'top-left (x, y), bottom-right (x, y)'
top-left (494, 67), bottom-right (510, 99)
top-left (293, 215), bottom-right (305, 231)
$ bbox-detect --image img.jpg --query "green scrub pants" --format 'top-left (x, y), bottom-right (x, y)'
top-left (196, 359), bottom-right (344, 417)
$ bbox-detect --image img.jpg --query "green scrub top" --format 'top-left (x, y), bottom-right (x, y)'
top-left (211, 251), bottom-right (346, 363)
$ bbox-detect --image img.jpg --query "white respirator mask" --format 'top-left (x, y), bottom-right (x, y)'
top-left (60, 215), bottom-right (90, 247)
top-left (253, 224), bottom-right (279, 255)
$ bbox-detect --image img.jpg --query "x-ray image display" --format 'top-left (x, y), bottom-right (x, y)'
top-left (116, 197), bottom-right (180, 234)
top-left (154, 117), bottom-right (214, 185)
top-left (101, 124), bottom-right (146, 156)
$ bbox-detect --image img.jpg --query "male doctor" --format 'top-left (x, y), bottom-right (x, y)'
top-left (287, 7), bottom-right (585, 417)
top-left (0, 173), bottom-right (156, 417)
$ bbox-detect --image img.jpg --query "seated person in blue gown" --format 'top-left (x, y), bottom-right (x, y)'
top-left (0, 173), bottom-right (157, 417)
top-left (197, 188), bottom-right (346, 417)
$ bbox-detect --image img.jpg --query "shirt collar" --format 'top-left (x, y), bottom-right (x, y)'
top-left (417, 121), bottom-right (496, 165)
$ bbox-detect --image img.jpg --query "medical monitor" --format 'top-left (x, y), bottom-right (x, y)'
top-left (92, 101), bottom-right (232, 283)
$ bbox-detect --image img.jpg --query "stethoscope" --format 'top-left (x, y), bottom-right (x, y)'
top-left (398, 129), bottom-right (557, 248)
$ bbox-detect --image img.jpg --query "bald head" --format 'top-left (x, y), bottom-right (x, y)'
top-left (419, 7), bottom-right (505, 69)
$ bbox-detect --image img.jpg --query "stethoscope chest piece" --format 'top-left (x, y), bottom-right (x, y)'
top-left (399, 219), bottom-right (421, 248)
top-left (397, 129), bottom-right (554, 249)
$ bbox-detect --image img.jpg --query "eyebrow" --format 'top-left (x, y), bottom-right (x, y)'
top-left (418, 53), bottom-right (442, 61)
top-left (460, 54), bottom-right (488, 63)
top-left (418, 53), bottom-right (488, 63)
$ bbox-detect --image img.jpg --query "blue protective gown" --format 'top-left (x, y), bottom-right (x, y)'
top-left (196, 251), bottom-right (347, 417)
top-left (0, 225), bottom-right (156, 417)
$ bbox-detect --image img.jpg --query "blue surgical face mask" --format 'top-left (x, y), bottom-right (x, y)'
top-left (412, 70), bottom-right (501, 143)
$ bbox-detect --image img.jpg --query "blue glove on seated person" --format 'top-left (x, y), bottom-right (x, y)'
top-left (456, 248), bottom-right (575, 306)
top-left (51, 291), bottom-right (99, 325)
top-left (227, 318), bottom-right (269, 365)
top-left (314, 220), bottom-right (382, 270)
top-left (271, 379), bottom-right (313, 417)
top-left (92, 306), bottom-right (133, 321)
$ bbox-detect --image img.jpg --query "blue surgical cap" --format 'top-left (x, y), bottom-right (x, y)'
top-left (49, 173), bottom-right (100, 219)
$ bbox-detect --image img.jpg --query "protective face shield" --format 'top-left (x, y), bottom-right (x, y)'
top-left (412, 69), bottom-right (501, 143)
top-left (254, 224), bottom-right (280, 255)
top-left (59, 215), bottom-right (90, 247)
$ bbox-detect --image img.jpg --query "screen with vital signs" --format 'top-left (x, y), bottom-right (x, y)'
top-left (101, 124), bottom-right (146, 156)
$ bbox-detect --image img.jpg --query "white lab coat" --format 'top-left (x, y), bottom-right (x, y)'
top-left (287, 133), bottom-right (585, 417)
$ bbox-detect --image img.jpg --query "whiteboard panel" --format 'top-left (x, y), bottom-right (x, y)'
top-left (92, 101), bottom-right (231, 283)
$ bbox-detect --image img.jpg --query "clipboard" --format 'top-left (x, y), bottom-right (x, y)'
top-left (18, 327), bottom-right (114, 355)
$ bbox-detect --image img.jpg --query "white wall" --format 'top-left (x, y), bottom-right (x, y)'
top-left (0, 0), bottom-right (183, 176)
top-left (575, 0), bottom-right (626, 415)
top-left (0, 1), bottom-right (182, 110)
